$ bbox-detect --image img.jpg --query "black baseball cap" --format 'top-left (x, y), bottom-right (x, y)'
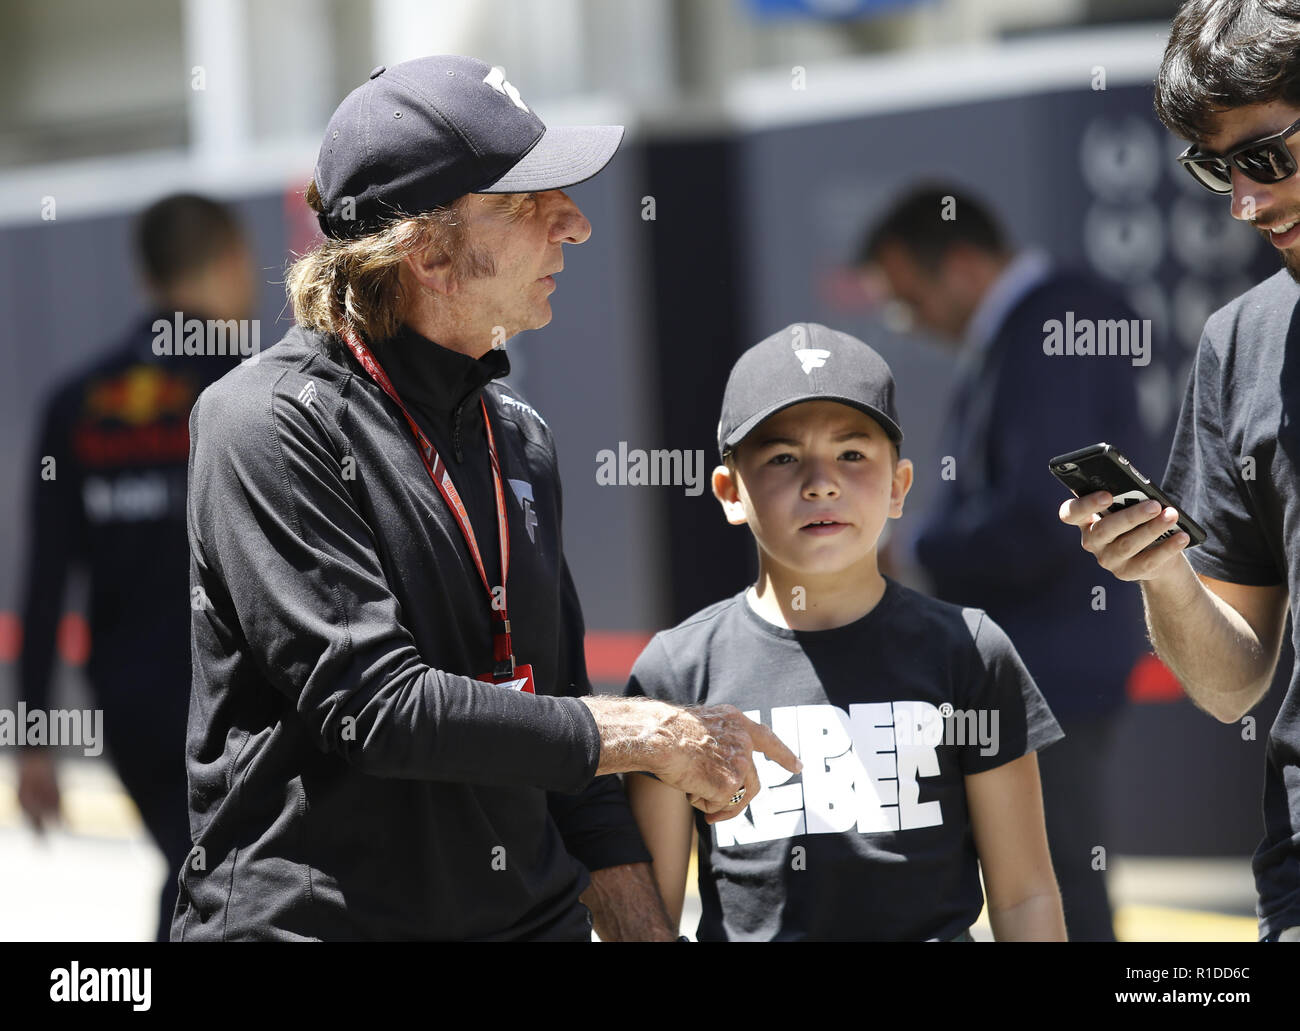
top-left (718, 323), bottom-right (903, 459)
top-left (313, 55), bottom-right (624, 239)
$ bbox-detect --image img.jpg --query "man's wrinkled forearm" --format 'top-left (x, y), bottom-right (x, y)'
top-left (581, 861), bottom-right (676, 941)
top-left (578, 695), bottom-right (677, 777)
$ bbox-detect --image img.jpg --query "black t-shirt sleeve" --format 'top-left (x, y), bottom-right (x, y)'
top-left (1162, 330), bottom-right (1283, 586)
top-left (957, 609), bottom-right (1064, 775)
top-left (622, 633), bottom-right (687, 705)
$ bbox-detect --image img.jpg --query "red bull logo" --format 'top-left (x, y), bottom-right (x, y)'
top-left (75, 366), bottom-right (197, 467)
top-left (83, 366), bottom-right (195, 426)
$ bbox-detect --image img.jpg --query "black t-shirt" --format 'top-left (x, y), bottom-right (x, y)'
top-left (623, 577), bottom-right (1063, 941)
top-left (1162, 268), bottom-right (1300, 939)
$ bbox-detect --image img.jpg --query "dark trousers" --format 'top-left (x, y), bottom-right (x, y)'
top-left (1036, 712), bottom-right (1120, 942)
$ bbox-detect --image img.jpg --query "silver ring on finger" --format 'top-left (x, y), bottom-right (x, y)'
top-left (729, 788), bottom-right (746, 806)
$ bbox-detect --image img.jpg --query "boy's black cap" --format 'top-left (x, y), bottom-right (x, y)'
top-left (718, 323), bottom-right (903, 459)
top-left (313, 55), bottom-right (624, 239)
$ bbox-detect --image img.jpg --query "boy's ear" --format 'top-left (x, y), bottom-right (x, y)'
top-left (889, 457), bottom-right (914, 519)
top-left (712, 464), bottom-right (748, 526)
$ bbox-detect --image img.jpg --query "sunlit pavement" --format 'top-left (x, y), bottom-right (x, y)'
top-left (0, 756), bottom-right (1260, 942)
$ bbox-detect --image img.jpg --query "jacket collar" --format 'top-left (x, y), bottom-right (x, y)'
top-left (367, 322), bottom-right (511, 415)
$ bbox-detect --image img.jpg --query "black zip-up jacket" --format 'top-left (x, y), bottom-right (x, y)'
top-left (172, 323), bottom-right (649, 941)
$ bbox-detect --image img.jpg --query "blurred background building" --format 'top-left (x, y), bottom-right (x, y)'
top-left (0, 0), bottom-right (1274, 940)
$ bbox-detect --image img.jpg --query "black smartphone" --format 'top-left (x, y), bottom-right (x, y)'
top-left (1048, 442), bottom-right (1207, 548)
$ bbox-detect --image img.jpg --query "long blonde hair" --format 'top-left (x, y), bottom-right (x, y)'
top-left (285, 180), bottom-right (494, 341)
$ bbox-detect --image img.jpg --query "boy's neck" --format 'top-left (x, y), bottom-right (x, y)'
top-left (747, 552), bottom-right (888, 632)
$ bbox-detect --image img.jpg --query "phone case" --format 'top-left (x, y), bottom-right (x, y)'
top-left (1048, 442), bottom-right (1207, 547)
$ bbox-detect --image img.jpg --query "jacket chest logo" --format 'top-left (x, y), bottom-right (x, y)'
top-left (508, 478), bottom-right (538, 543)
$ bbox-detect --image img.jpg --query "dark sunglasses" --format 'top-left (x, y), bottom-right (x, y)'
top-left (1177, 114), bottom-right (1300, 194)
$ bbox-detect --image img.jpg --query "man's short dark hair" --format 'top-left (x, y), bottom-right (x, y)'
top-left (857, 185), bottom-right (1008, 274)
top-left (1154, 0), bottom-right (1300, 143)
top-left (136, 193), bottom-right (242, 290)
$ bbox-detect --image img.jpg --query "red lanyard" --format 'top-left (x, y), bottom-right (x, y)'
top-left (341, 328), bottom-right (516, 679)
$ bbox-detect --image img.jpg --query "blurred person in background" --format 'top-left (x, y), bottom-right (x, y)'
top-left (17, 193), bottom-right (255, 941)
top-left (859, 186), bottom-right (1155, 940)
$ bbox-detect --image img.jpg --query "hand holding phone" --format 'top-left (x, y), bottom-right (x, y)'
top-left (1053, 442), bottom-right (1208, 588)
top-left (1049, 443), bottom-right (1206, 548)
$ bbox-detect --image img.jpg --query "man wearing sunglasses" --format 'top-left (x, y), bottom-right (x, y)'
top-left (1178, 113), bottom-right (1300, 277)
top-left (1060, 0), bottom-right (1300, 942)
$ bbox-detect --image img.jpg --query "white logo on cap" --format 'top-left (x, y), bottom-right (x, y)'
top-left (483, 67), bottom-right (529, 112)
top-left (794, 349), bottom-right (831, 375)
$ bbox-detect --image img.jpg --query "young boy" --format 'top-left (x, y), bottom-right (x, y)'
top-left (623, 323), bottom-right (1067, 941)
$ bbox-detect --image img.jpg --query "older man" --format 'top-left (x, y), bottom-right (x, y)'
top-left (172, 55), bottom-right (797, 942)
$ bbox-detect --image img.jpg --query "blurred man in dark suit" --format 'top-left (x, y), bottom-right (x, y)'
top-left (859, 185), bottom-right (1156, 940)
